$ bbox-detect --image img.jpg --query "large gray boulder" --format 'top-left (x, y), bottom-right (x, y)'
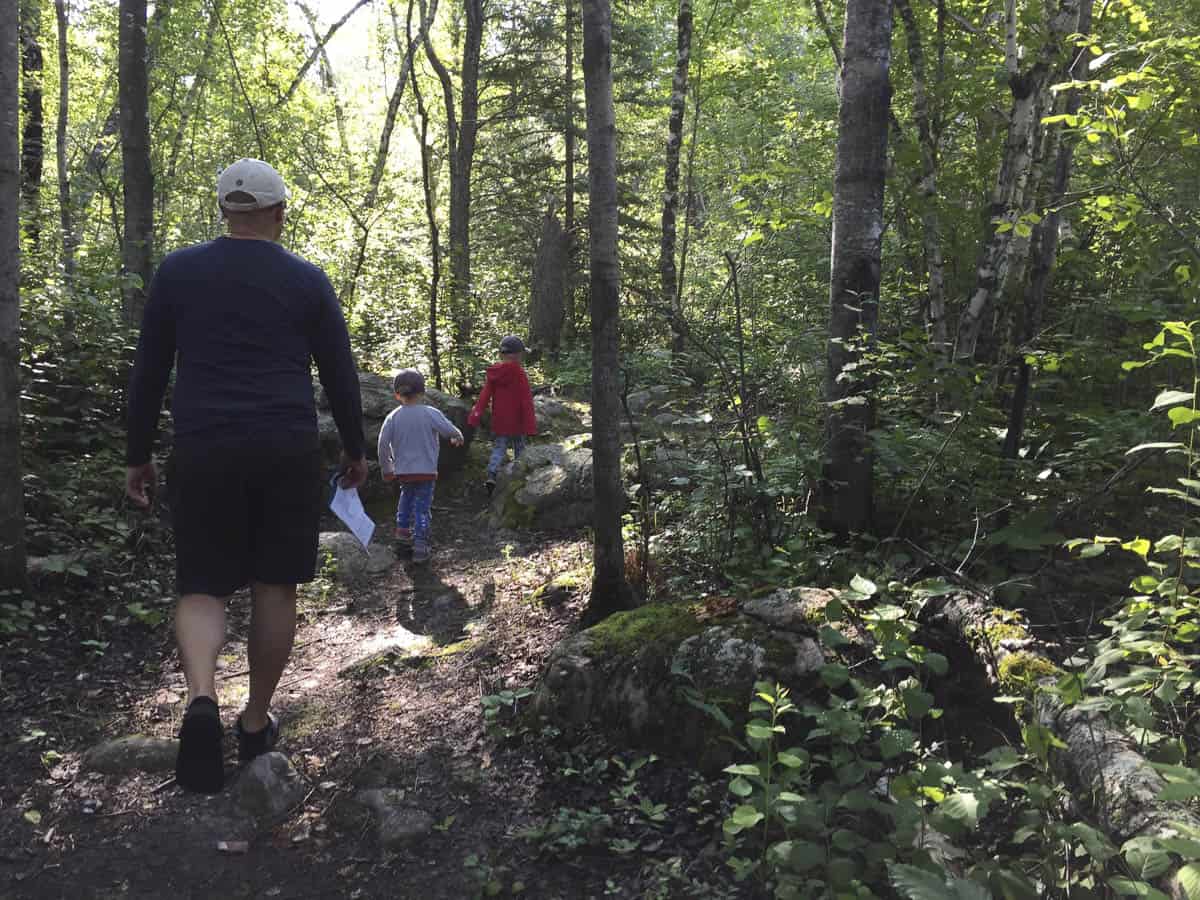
top-left (317, 532), bottom-right (397, 583)
top-left (353, 789), bottom-right (435, 851)
top-left (489, 437), bottom-right (596, 530)
top-left (532, 594), bottom-right (830, 771)
top-left (83, 735), bottom-right (178, 775)
top-left (232, 752), bottom-right (307, 821)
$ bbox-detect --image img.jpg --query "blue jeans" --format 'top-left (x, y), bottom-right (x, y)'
top-left (396, 480), bottom-right (435, 549)
top-left (487, 435), bottom-right (526, 478)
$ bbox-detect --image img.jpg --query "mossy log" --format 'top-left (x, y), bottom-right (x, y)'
top-left (924, 592), bottom-right (1199, 899)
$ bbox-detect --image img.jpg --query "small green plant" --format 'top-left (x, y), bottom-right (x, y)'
top-left (481, 687), bottom-right (534, 739)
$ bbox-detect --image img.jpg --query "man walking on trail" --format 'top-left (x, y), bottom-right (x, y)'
top-left (124, 159), bottom-right (368, 794)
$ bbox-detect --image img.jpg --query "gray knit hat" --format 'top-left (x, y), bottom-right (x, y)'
top-left (392, 368), bottom-right (426, 396)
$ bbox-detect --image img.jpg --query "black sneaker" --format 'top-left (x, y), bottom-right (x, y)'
top-left (175, 697), bottom-right (224, 794)
top-left (234, 712), bottom-right (279, 763)
top-left (485, 478), bottom-right (496, 497)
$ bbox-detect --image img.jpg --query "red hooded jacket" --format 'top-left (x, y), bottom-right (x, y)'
top-left (467, 361), bottom-right (537, 436)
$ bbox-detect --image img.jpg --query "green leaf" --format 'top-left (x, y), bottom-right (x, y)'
top-left (730, 804), bottom-right (764, 827)
top-left (777, 751), bottom-right (809, 769)
top-left (724, 763), bottom-right (763, 778)
top-left (903, 686), bottom-right (935, 720)
top-left (1153, 390), bottom-right (1195, 411)
top-left (850, 574), bottom-right (877, 597)
top-left (1170, 407), bottom-right (1200, 427)
top-left (889, 863), bottom-right (990, 900)
top-left (924, 652), bottom-right (949, 676)
top-left (940, 791), bottom-right (980, 828)
top-left (1176, 862), bottom-right (1200, 900)
top-left (729, 776), bottom-right (754, 798)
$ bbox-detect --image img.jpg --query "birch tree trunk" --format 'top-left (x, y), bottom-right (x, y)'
top-left (119, 0), bottom-right (154, 325)
top-left (659, 0), bottom-right (691, 356)
top-left (19, 0), bottom-right (43, 250)
top-left (53, 0), bottom-right (71, 277)
top-left (894, 0), bottom-right (946, 352)
top-left (820, 0), bottom-right (893, 535)
top-left (1002, 0), bottom-right (1094, 459)
top-left (581, 0), bottom-right (633, 623)
top-left (0, 0), bottom-right (27, 590)
top-left (562, 0), bottom-right (577, 345)
top-left (954, 0), bottom-right (1081, 360)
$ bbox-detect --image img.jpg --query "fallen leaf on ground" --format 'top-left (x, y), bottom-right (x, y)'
top-left (216, 840), bottom-right (249, 854)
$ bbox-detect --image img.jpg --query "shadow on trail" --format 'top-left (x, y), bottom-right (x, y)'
top-left (393, 553), bottom-right (494, 648)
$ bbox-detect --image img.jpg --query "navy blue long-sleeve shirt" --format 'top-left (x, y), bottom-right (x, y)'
top-left (126, 237), bottom-right (365, 465)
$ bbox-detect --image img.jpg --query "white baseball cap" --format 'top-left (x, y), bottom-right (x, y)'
top-left (216, 158), bottom-right (291, 211)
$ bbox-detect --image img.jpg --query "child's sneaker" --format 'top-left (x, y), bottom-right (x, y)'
top-left (485, 478), bottom-right (496, 497)
top-left (412, 544), bottom-right (431, 564)
top-left (395, 527), bottom-right (413, 546)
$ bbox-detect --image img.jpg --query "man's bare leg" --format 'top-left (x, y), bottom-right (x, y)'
top-left (241, 582), bottom-right (297, 732)
top-left (175, 594), bottom-right (227, 704)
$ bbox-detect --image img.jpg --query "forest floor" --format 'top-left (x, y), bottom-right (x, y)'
top-left (0, 467), bottom-right (739, 900)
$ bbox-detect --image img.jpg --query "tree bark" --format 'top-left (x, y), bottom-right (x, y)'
top-left (659, 0), bottom-right (691, 356)
top-left (1002, 0), bottom-right (1094, 459)
top-left (19, 0), bottom-right (43, 250)
top-left (529, 199), bottom-right (566, 355)
top-left (581, 0), bottom-right (633, 622)
top-left (424, 0), bottom-right (483, 376)
top-left (409, 12), bottom-right (442, 390)
top-left (562, 0), bottom-right (577, 345)
top-left (0, 0), bottom-right (27, 590)
top-left (954, 0), bottom-right (1081, 360)
top-left (119, 0), bottom-right (154, 325)
top-left (894, 0), bottom-right (946, 352)
top-left (924, 592), bottom-right (1200, 900)
top-left (69, 1), bottom-right (167, 264)
top-left (52, 0), bottom-right (71, 277)
top-left (820, 0), bottom-right (893, 535)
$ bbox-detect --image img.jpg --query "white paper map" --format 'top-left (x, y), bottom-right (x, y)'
top-left (329, 477), bottom-right (375, 550)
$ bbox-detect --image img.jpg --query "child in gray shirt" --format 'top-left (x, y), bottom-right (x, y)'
top-left (377, 369), bottom-right (464, 563)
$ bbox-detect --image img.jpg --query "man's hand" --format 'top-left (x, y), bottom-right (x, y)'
top-left (450, 436), bottom-right (464, 448)
top-left (339, 453), bottom-right (369, 490)
top-left (125, 462), bottom-right (158, 509)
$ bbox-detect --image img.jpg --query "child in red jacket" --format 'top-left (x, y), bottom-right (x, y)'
top-left (467, 335), bottom-right (537, 495)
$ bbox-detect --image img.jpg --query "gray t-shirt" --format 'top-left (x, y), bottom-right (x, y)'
top-left (377, 403), bottom-right (464, 478)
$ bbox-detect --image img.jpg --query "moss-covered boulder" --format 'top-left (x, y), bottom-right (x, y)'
top-left (532, 597), bottom-right (829, 771)
top-left (490, 437), bottom-right (595, 530)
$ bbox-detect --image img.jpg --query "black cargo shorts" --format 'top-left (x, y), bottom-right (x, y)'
top-left (168, 434), bottom-right (323, 596)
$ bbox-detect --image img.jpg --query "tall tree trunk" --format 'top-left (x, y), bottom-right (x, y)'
top-left (954, 0), bottom-right (1081, 360)
top-left (581, 0), bottom-right (633, 623)
top-left (820, 0), bottom-right (893, 535)
top-left (69, 1), bottom-right (167, 262)
top-left (562, 0), bottom-right (576, 345)
top-left (409, 20), bottom-right (442, 389)
top-left (119, 0), bottom-right (154, 325)
top-left (895, 0), bottom-right (946, 352)
top-left (53, 0), bottom-right (71, 277)
top-left (343, 0), bottom-right (436, 310)
top-left (529, 199), bottom-right (566, 355)
top-left (659, 0), bottom-right (691, 356)
top-left (1002, 0), bottom-right (1094, 459)
top-left (19, 0), bottom-right (43, 250)
top-left (425, 0), bottom-right (482, 379)
top-left (0, 0), bottom-right (27, 590)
